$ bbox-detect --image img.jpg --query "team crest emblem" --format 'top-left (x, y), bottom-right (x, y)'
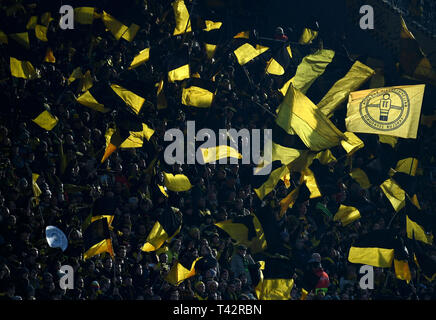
top-left (359, 88), bottom-right (410, 131)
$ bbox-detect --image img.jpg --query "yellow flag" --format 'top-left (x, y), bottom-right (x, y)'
top-left (129, 48), bottom-right (150, 70)
top-left (299, 28), bottom-right (318, 44)
top-left (317, 61), bottom-right (375, 118)
top-left (110, 84), bottom-right (145, 115)
top-left (10, 57), bottom-right (37, 79)
top-left (380, 178), bottom-right (405, 212)
top-left (276, 85), bottom-right (345, 151)
top-left (172, 0), bottom-right (191, 35)
top-left (200, 146), bottom-right (242, 163)
top-left (76, 91), bottom-right (110, 113)
top-left (395, 158), bottom-right (418, 176)
top-left (121, 23), bottom-right (140, 42)
top-left (181, 86), bottom-right (214, 108)
top-left (340, 132), bottom-right (364, 155)
top-left (102, 11), bottom-right (128, 40)
top-left (271, 143), bottom-right (303, 165)
top-left (35, 25), bottom-right (48, 42)
top-left (26, 16), bottom-right (38, 30)
top-left (349, 168), bottom-right (371, 189)
top-left (163, 172), bottom-right (192, 192)
top-left (345, 84), bottom-right (425, 139)
top-left (32, 110), bottom-right (58, 131)
top-left (203, 20), bottom-right (222, 31)
top-left (378, 134), bottom-right (398, 148)
top-left (300, 168), bottom-right (321, 199)
top-left (279, 187), bottom-right (300, 217)
top-left (168, 64), bottom-right (190, 83)
top-left (9, 32), bottom-right (30, 49)
top-left (406, 215), bottom-right (433, 245)
top-left (74, 7), bottom-right (95, 24)
top-left (234, 43), bottom-right (269, 66)
top-left (166, 257), bottom-right (202, 286)
top-left (286, 49), bottom-right (335, 95)
top-left (333, 204), bottom-right (361, 226)
top-left (32, 173), bottom-right (42, 198)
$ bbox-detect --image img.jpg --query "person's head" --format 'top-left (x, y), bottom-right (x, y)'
top-left (207, 280), bottom-right (219, 294)
top-left (168, 289), bottom-right (179, 300)
top-left (237, 244), bottom-right (247, 257)
top-left (195, 281), bottom-right (205, 294)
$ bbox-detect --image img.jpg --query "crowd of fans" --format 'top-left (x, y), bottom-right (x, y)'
top-left (0, 0), bottom-right (436, 301)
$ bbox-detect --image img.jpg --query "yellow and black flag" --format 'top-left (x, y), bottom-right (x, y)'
top-left (168, 46), bottom-right (190, 83)
top-left (405, 197), bottom-right (434, 245)
top-left (332, 201), bottom-right (370, 227)
top-left (215, 213), bottom-right (267, 254)
top-left (233, 42), bottom-right (269, 66)
top-left (393, 240), bottom-right (411, 283)
top-left (83, 218), bottom-right (114, 260)
top-left (348, 230), bottom-right (398, 268)
top-left (101, 111), bottom-right (154, 163)
top-left (128, 47), bottom-right (150, 70)
top-left (101, 10), bottom-right (140, 42)
top-left (181, 78), bottom-right (216, 108)
top-left (252, 160), bottom-right (289, 200)
top-left (266, 44), bottom-right (293, 76)
top-left (88, 196), bottom-right (117, 229)
top-left (413, 238), bottom-right (436, 282)
top-left (251, 256), bottom-right (295, 300)
top-left (141, 207), bottom-right (182, 252)
top-left (172, 0), bottom-right (191, 36)
top-left (166, 256), bottom-right (203, 286)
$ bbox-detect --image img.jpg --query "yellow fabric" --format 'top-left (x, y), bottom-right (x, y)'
top-left (26, 16), bottom-right (38, 30)
top-left (35, 25), bottom-right (48, 42)
top-left (68, 67), bottom-right (84, 85)
top-left (340, 131), bottom-right (364, 155)
top-left (271, 143), bottom-right (303, 165)
top-left (129, 48), bottom-right (150, 69)
top-left (74, 7), bottom-right (95, 24)
top-left (234, 43), bottom-right (269, 66)
top-left (76, 90), bottom-right (110, 113)
top-left (102, 11), bottom-right (128, 40)
top-left (394, 259), bottom-right (412, 283)
top-left (84, 239), bottom-right (114, 260)
top-left (166, 257), bottom-right (202, 286)
top-left (276, 85), bottom-right (345, 151)
top-left (32, 173), bottom-right (42, 198)
top-left (203, 20), bottom-right (222, 31)
top-left (300, 168), bottom-right (321, 198)
top-left (406, 215), bottom-right (433, 245)
top-left (345, 84), bottom-right (425, 139)
top-left (348, 247), bottom-right (394, 268)
top-left (156, 79), bottom-right (167, 110)
top-left (380, 178), bottom-right (406, 212)
top-left (10, 32), bottom-right (30, 49)
top-left (254, 164), bottom-right (289, 200)
top-left (395, 158), bottom-right (418, 176)
top-left (315, 149), bottom-right (337, 165)
top-left (121, 23), bottom-right (140, 42)
top-left (158, 185), bottom-right (169, 198)
top-left (10, 57), bottom-right (37, 79)
top-left (378, 134), bottom-right (398, 148)
top-left (172, 0), bottom-right (191, 35)
top-left (200, 146), bottom-right (242, 163)
top-left (266, 58), bottom-right (285, 76)
top-left (256, 278), bottom-right (294, 300)
top-left (163, 172), bottom-right (192, 192)
top-left (290, 49), bottom-right (335, 94)
top-left (349, 168), bottom-right (372, 189)
top-left (168, 64), bottom-right (190, 83)
top-left (141, 221), bottom-right (169, 252)
top-left (32, 110), bottom-right (58, 131)
top-left (317, 61), bottom-right (375, 118)
top-left (110, 84), bottom-right (145, 115)
top-left (91, 215), bottom-right (115, 228)
top-left (299, 28), bottom-right (318, 44)
top-left (41, 12), bottom-right (53, 27)
top-left (182, 86), bottom-right (214, 108)
top-left (333, 204), bottom-right (361, 226)
top-left (205, 43), bottom-right (217, 59)
top-left (279, 187), bottom-right (300, 217)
